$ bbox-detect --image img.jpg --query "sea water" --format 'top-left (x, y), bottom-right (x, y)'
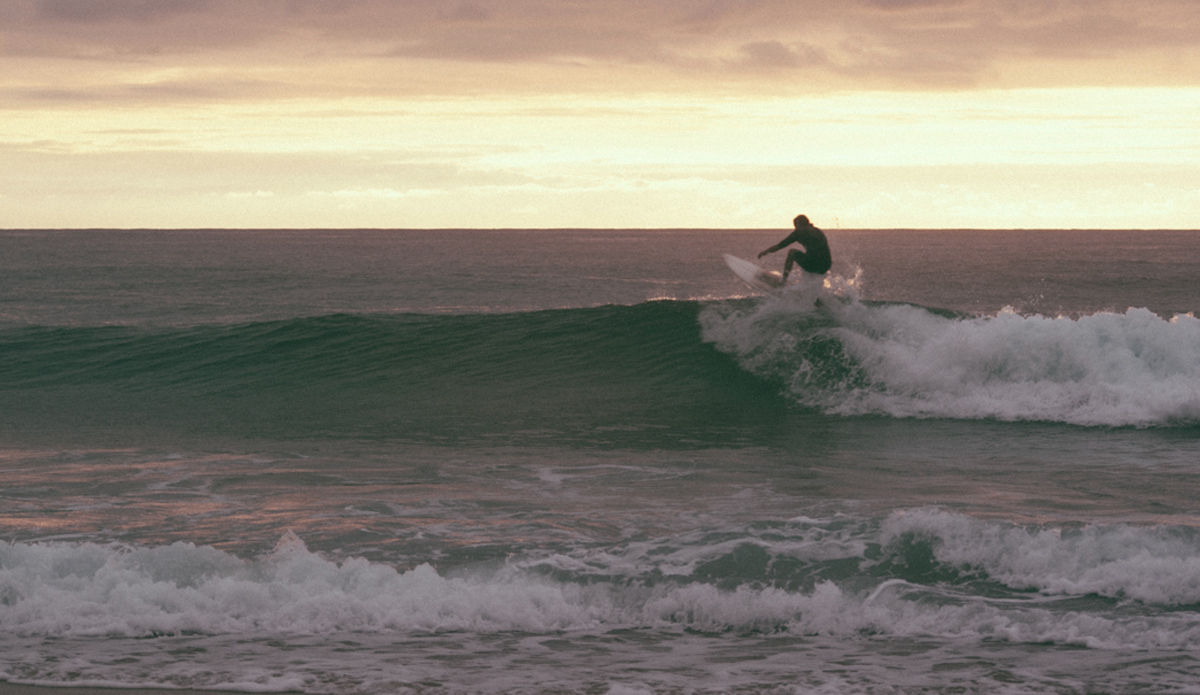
top-left (1, 228), bottom-right (1200, 694)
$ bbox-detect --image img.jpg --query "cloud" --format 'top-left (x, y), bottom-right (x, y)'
top-left (2, 79), bottom-right (286, 105)
top-left (437, 2), bottom-right (491, 22)
top-left (859, 0), bottom-right (964, 9)
top-left (37, 0), bottom-right (212, 23)
top-left (2, 0), bottom-right (1200, 94)
top-left (735, 41), bottom-right (828, 70)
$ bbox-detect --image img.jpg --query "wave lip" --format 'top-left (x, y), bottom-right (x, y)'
top-left (701, 297), bottom-right (1200, 427)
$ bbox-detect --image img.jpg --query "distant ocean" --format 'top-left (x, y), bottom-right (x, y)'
top-left (2, 228), bottom-right (1200, 695)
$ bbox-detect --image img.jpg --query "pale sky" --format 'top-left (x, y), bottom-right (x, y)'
top-left (3, 0), bottom-right (1199, 229)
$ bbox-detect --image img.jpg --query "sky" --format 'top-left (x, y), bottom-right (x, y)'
top-left (3, 0), bottom-right (1200, 229)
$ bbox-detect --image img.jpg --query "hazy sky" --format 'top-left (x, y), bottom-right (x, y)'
top-left (4, 0), bottom-right (1199, 228)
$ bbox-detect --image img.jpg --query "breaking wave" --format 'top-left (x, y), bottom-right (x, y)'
top-left (701, 295), bottom-right (1200, 427)
top-left (4, 511), bottom-right (1200, 650)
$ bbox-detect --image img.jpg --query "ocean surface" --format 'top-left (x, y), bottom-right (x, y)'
top-left (2, 228), bottom-right (1200, 695)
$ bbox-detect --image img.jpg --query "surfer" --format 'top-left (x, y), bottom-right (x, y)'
top-left (757, 214), bottom-right (832, 281)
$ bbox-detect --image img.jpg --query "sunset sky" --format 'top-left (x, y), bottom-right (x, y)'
top-left (3, 0), bottom-right (1199, 229)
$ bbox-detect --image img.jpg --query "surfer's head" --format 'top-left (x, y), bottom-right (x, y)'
top-left (794, 214), bottom-right (811, 228)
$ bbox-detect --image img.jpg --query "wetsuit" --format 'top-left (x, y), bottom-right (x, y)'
top-left (783, 225), bottom-right (832, 274)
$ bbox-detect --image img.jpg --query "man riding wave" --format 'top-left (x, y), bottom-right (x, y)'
top-left (758, 214), bottom-right (831, 282)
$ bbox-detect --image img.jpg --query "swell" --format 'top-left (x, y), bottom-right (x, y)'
top-left (0, 301), bottom-right (787, 446)
top-left (1, 302), bottom-right (750, 393)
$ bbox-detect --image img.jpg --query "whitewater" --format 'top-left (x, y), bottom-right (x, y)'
top-left (701, 299), bottom-right (1200, 427)
top-left (2, 228), bottom-right (1200, 695)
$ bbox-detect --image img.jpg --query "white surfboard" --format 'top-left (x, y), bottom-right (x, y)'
top-left (723, 254), bottom-right (787, 293)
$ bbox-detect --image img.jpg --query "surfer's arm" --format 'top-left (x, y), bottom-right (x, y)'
top-left (757, 233), bottom-right (797, 258)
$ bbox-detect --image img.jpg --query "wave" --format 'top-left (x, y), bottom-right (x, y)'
top-left (3, 511), bottom-right (1200, 650)
top-left (701, 295), bottom-right (1200, 427)
top-left (4, 294), bottom-right (1199, 443)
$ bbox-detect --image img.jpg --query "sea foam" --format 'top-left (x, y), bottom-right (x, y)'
top-left (4, 518), bottom-right (1200, 651)
top-left (700, 296), bottom-right (1200, 426)
top-left (882, 508), bottom-right (1200, 606)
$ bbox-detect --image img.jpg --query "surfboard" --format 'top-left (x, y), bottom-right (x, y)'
top-left (724, 254), bottom-right (786, 293)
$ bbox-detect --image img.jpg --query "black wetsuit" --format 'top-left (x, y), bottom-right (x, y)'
top-left (786, 226), bottom-right (832, 274)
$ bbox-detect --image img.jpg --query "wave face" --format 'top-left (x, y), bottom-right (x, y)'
top-left (0, 301), bottom-right (784, 445)
top-left (701, 296), bottom-right (1200, 427)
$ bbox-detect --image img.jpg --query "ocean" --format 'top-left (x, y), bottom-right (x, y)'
top-left (2, 227), bottom-right (1200, 695)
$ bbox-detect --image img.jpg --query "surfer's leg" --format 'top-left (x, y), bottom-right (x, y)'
top-left (783, 249), bottom-right (805, 280)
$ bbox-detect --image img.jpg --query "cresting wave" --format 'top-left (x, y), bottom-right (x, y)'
top-left (4, 294), bottom-right (1199, 436)
top-left (2, 511), bottom-right (1200, 650)
top-left (700, 294), bottom-right (1200, 427)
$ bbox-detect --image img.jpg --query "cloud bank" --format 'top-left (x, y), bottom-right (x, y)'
top-left (3, 0), bottom-right (1200, 101)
